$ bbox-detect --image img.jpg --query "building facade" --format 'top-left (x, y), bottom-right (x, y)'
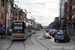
top-left (0, 0), bottom-right (5, 27)
top-left (13, 3), bottom-right (19, 20)
top-left (60, 0), bottom-right (67, 29)
top-left (7, 0), bottom-right (14, 28)
top-left (19, 9), bottom-right (27, 21)
top-left (71, 0), bottom-right (75, 36)
top-left (63, 0), bottom-right (75, 36)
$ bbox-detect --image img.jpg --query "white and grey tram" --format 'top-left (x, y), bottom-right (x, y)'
top-left (12, 20), bottom-right (32, 40)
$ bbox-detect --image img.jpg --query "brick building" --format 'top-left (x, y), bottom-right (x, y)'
top-left (0, 0), bottom-right (5, 27)
top-left (63, 0), bottom-right (75, 36)
top-left (66, 0), bottom-right (73, 36)
top-left (72, 0), bottom-right (75, 23)
top-left (71, 0), bottom-right (75, 35)
top-left (13, 3), bottom-right (19, 20)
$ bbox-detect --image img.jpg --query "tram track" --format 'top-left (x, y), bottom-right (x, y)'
top-left (7, 41), bottom-right (14, 50)
top-left (7, 40), bottom-right (25, 50)
top-left (35, 38), bottom-right (50, 50)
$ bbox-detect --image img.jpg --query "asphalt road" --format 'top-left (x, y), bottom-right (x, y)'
top-left (0, 31), bottom-right (75, 50)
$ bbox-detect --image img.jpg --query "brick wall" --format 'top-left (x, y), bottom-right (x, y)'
top-left (0, 0), bottom-right (5, 27)
top-left (71, 0), bottom-right (75, 23)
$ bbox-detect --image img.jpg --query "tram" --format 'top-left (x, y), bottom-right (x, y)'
top-left (12, 20), bottom-right (32, 40)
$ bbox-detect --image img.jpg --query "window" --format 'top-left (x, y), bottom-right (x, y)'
top-left (72, 15), bottom-right (75, 19)
top-left (67, 8), bottom-right (69, 12)
top-left (8, 13), bottom-right (10, 17)
top-left (72, 4), bottom-right (75, 9)
top-left (0, 24), bottom-right (2, 27)
top-left (67, 0), bottom-right (69, 3)
top-left (1, 0), bottom-right (4, 7)
top-left (13, 4), bottom-right (18, 9)
top-left (13, 11), bottom-right (17, 16)
top-left (8, 4), bottom-right (11, 9)
top-left (67, 17), bottom-right (69, 20)
top-left (1, 13), bottom-right (4, 19)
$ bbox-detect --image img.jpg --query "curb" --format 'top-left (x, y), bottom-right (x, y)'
top-left (70, 38), bottom-right (75, 41)
top-left (70, 37), bottom-right (75, 41)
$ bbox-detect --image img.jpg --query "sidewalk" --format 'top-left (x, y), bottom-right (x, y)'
top-left (0, 36), bottom-right (11, 39)
top-left (70, 36), bottom-right (75, 40)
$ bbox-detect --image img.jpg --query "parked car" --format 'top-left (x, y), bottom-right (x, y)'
top-left (28, 29), bottom-right (32, 32)
top-left (31, 29), bottom-right (35, 34)
top-left (54, 31), bottom-right (70, 42)
top-left (49, 29), bottom-right (57, 36)
top-left (52, 31), bottom-right (58, 37)
top-left (0, 27), bottom-right (5, 35)
top-left (0, 27), bottom-right (9, 36)
top-left (8, 29), bottom-right (12, 35)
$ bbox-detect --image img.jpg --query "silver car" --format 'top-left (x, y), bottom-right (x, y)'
top-left (31, 30), bottom-right (35, 34)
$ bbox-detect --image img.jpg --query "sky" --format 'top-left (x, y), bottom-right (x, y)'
top-left (14, 0), bottom-right (60, 26)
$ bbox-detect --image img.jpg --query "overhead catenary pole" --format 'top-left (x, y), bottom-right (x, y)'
top-left (17, 0), bottom-right (19, 20)
top-left (4, 0), bottom-right (8, 37)
top-left (0, 0), bottom-right (1, 16)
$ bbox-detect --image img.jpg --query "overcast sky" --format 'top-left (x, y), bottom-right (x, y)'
top-left (14, 0), bottom-right (60, 26)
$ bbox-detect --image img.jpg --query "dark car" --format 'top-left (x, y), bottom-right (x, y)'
top-left (0, 27), bottom-right (5, 35)
top-left (28, 29), bottom-right (31, 32)
top-left (52, 31), bottom-right (58, 37)
top-left (8, 29), bottom-right (12, 35)
top-left (54, 31), bottom-right (70, 42)
top-left (0, 27), bottom-right (9, 36)
top-left (50, 31), bottom-right (53, 36)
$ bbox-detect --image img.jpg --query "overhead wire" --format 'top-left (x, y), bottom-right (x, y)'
top-left (39, 0), bottom-right (49, 13)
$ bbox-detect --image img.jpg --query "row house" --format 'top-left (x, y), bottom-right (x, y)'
top-left (23, 12), bottom-right (27, 21)
top-left (0, 0), bottom-right (14, 28)
top-left (7, 0), bottom-right (14, 28)
top-left (19, 9), bottom-right (27, 21)
top-left (0, 0), bottom-right (27, 28)
top-left (0, 0), bottom-right (5, 27)
top-left (27, 19), bottom-right (36, 28)
top-left (13, 3), bottom-right (19, 20)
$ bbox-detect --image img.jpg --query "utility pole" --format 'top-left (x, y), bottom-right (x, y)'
top-left (0, 0), bottom-right (1, 17)
top-left (4, 0), bottom-right (8, 37)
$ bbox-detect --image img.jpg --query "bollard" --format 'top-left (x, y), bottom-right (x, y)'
top-left (48, 32), bottom-right (50, 36)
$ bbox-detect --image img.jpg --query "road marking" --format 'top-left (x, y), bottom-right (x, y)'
top-left (31, 37), bottom-right (40, 45)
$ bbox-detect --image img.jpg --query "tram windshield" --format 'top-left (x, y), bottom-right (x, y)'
top-left (13, 23), bottom-right (24, 33)
top-left (14, 26), bottom-right (23, 30)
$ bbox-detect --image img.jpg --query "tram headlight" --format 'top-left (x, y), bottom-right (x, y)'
top-left (23, 34), bottom-right (24, 35)
top-left (12, 34), bottom-right (14, 36)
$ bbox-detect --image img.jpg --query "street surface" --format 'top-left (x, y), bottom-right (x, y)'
top-left (0, 31), bottom-right (75, 50)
